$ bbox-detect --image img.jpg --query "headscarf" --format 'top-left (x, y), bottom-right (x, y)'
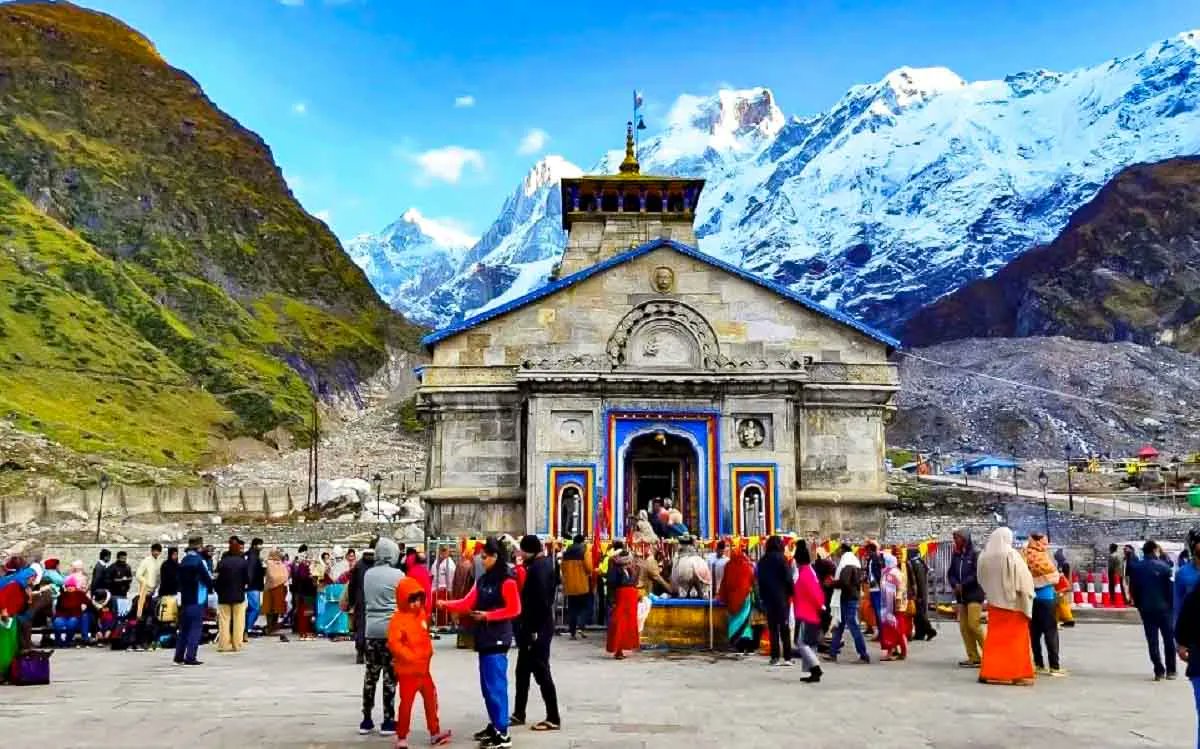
top-left (978, 527), bottom-right (1035, 617)
top-left (719, 548), bottom-right (755, 612)
top-left (879, 552), bottom-right (901, 626)
top-left (1023, 536), bottom-right (1059, 588)
top-left (265, 549), bottom-right (289, 589)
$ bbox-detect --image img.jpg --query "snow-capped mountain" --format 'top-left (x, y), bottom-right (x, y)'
top-left (362, 31), bottom-right (1200, 331)
top-left (345, 208), bottom-right (475, 310)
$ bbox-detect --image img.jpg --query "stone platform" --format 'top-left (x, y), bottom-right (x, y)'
top-left (641, 597), bottom-right (728, 649)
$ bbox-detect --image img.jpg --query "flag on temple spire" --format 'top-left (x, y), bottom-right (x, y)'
top-left (633, 90), bottom-right (644, 112)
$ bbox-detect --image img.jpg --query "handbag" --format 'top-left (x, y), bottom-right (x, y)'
top-left (10, 649), bottom-right (52, 686)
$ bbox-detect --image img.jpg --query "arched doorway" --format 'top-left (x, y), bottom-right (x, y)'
top-left (622, 430), bottom-right (700, 535)
top-left (558, 484), bottom-right (585, 538)
top-left (740, 483), bottom-right (766, 538)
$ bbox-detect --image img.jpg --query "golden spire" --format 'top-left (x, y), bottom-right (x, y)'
top-left (619, 120), bottom-right (639, 174)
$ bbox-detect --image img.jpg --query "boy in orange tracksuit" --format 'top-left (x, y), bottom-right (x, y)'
top-left (388, 577), bottom-right (452, 748)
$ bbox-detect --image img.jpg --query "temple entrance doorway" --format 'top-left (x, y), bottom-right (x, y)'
top-left (623, 430), bottom-right (699, 535)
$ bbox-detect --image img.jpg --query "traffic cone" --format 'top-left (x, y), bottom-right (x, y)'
top-left (1072, 572), bottom-right (1085, 606)
top-left (1100, 572), bottom-right (1111, 607)
top-left (1085, 571), bottom-right (1097, 607)
top-left (1114, 574), bottom-right (1127, 608)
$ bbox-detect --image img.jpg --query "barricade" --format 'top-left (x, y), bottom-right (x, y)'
top-left (1114, 574), bottom-right (1127, 608)
top-left (1072, 573), bottom-right (1085, 606)
top-left (1100, 572), bottom-right (1111, 607)
top-left (1086, 572), bottom-right (1098, 607)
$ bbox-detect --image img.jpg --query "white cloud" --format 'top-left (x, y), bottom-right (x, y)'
top-left (517, 128), bottom-right (549, 155)
top-left (413, 146), bottom-right (485, 184)
top-left (402, 208), bottom-right (478, 248)
top-left (454, 95), bottom-right (476, 109)
top-left (292, 101), bottom-right (308, 115)
top-left (313, 209), bottom-right (332, 223)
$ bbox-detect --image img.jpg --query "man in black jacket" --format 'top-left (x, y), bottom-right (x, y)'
top-left (107, 551), bottom-right (134, 618)
top-left (214, 536), bottom-right (249, 653)
top-left (755, 536), bottom-right (795, 666)
top-left (511, 535), bottom-right (561, 731)
top-left (347, 546), bottom-right (374, 664)
top-left (91, 549), bottom-right (112, 597)
top-left (244, 538), bottom-right (265, 638)
top-left (948, 528), bottom-right (986, 668)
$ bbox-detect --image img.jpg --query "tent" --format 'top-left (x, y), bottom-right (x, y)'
top-left (962, 456), bottom-right (1022, 475)
top-left (1137, 445), bottom-right (1160, 460)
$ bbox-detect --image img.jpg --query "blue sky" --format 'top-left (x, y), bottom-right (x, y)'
top-left (76, 0), bottom-right (1200, 244)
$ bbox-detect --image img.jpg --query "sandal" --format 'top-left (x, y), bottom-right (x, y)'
top-left (531, 721), bottom-right (560, 732)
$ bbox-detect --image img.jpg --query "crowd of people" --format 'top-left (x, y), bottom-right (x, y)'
top-left (9, 526), bottom-right (1200, 746)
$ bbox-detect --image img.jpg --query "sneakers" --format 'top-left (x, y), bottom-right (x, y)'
top-left (801, 665), bottom-right (823, 683)
top-left (856, 655), bottom-right (871, 664)
top-left (359, 718), bottom-right (375, 735)
top-left (768, 658), bottom-right (781, 666)
top-left (1154, 673), bottom-right (1165, 682)
top-left (1035, 666), bottom-right (1049, 675)
top-left (958, 660), bottom-right (981, 668)
top-left (781, 659), bottom-right (795, 667)
top-left (482, 733), bottom-right (513, 748)
top-left (379, 718), bottom-right (396, 736)
top-left (1167, 672), bottom-right (1179, 681)
top-left (509, 715), bottom-right (525, 727)
top-left (430, 730), bottom-right (453, 746)
top-left (1048, 668), bottom-right (1067, 677)
top-left (473, 725), bottom-right (496, 742)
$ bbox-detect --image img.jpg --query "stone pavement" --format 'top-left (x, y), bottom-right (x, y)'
top-left (1, 621), bottom-right (1193, 748)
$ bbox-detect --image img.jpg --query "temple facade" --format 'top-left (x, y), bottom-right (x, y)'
top-left (416, 126), bottom-right (900, 540)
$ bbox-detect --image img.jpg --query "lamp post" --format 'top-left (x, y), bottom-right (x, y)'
top-left (1038, 468), bottom-right (1050, 539)
top-left (95, 472), bottom-right (110, 543)
top-left (1064, 444), bottom-right (1074, 512)
top-left (372, 472), bottom-right (383, 523)
top-left (1171, 456), bottom-right (1181, 512)
top-left (1011, 446), bottom-right (1020, 499)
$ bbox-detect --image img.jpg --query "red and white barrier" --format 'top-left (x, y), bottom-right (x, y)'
top-left (1086, 571), bottom-right (1098, 607)
top-left (1114, 574), bottom-right (1127, 608)
top-left (1100, 572), bottom-right (1111, 607)
top-left (1072, 572), bottom-right (1087, 607)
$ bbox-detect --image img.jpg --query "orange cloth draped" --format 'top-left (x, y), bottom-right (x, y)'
top-left (979, 606), bottom-right (1035, 684)
top-left (606, 586), bottom-right (640, 655)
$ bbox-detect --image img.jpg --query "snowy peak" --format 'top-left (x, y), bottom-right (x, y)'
top-left (366, 29), bottom-right (1200, 331)
top-left (519, 155), bottom-right (583, 198)
top-left (391, 208), bottom-right (477, 250)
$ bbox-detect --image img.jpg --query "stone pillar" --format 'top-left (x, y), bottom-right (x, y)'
top-left (183, 487), bottom-right (193, 513)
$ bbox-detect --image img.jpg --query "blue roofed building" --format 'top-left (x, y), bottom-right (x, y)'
top-left (416, 125), bottom-right (901, 540)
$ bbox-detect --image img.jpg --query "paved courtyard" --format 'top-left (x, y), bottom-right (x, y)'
top-left (1, 620), bottom-right (1193, 748)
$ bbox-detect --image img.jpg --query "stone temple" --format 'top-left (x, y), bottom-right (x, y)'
top-left (416, 125), bottom-right (900, 540)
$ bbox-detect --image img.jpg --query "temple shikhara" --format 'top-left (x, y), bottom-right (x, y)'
top-left (416, 124), bottom-right (900, 540)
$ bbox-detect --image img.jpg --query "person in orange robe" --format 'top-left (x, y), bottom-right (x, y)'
top-left (388, 577), bottom-right (452, 748)
top-left (605, 546), bottom-right (639, 659)
top-left (977, 527), bottom-right (1036, 685)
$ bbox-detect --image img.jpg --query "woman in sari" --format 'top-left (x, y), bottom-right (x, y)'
top-left (719, 547), bottom-right (757, 654)
top-left (978, 527), bottom-right (1036, 685)
top-left (262, 549), bottom-right (289, 635)
top-left (879, 552), bottom-right (908, 661)
top-left (605, 547), bottom-right (639, 659)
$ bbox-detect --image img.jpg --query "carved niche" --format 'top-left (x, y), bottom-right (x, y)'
top-left (606, 300), bottom-right (719, 369)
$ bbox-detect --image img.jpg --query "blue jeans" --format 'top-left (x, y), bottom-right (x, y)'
top-left (174, 603), bottom-right (204, 663)
top-left (831, 599), bottom-right (869, 660)
top-left (1192, 677), bottom-right (1200, 749)
top-left (52, 615), bottom-right (89, 646)
top-left (478, 652), bottom-right (509, 733)
top-left (1140, 609), bottom-right (1177, 676)
top-left (244, 590), bottom-right (262, 635)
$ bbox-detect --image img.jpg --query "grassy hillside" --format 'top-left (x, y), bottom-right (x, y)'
top-left (0, 2), bottom-right (420, 472)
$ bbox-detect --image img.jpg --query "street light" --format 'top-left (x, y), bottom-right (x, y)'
top-left (1171, 456), bottom-right (1181, 512)
top-left (1038, 468), bottom-right (1050, 539)
top-left (95, 472), bottom-right (110, 543)
top-left (372, 473), bottom-right (384, 523)
top-left (1063, 444), bottom-right (1074, 512)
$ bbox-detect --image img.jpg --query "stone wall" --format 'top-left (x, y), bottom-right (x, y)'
top-left (559, 215), bottom-right (698, 275)
top-left (0, 485), bottom-right (302, 526)
top-left (427, 247), bottom-right (892, 372)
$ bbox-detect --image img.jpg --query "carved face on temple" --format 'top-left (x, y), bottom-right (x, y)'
top-left (737, 418), bottom-right (766, 448)
top-left (651, 266), bottom-right (675, 293)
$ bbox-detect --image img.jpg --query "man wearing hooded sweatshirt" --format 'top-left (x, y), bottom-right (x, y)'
top-left (948, 528), bottom-right (986, 668)
top-left (348, 547), bottom-right (374, 664)
top-left (361, 538), bottom-right (405, 737)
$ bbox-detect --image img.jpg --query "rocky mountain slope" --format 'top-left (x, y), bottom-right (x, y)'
top-left (0, 2), bottom-right (417, 474)
top-left (362, 31), bottom-right (1200, 331)
top-left (890, 337), bottom-right (1200, 457)
top-left (903, 157), bottom-right (1200, 353)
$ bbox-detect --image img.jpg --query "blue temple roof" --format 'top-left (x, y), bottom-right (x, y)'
top-left (420, 238), bottom-right (900, 350)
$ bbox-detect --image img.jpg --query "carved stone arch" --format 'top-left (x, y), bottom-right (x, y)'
top-left (606, 299), bottom-right (720, 369)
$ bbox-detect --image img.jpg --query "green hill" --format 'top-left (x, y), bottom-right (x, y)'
top-left (0, 1), bottom-right (418, 474)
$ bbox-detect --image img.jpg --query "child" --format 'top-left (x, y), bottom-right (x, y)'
top-left (388, 576), bottom-right (451, 748)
